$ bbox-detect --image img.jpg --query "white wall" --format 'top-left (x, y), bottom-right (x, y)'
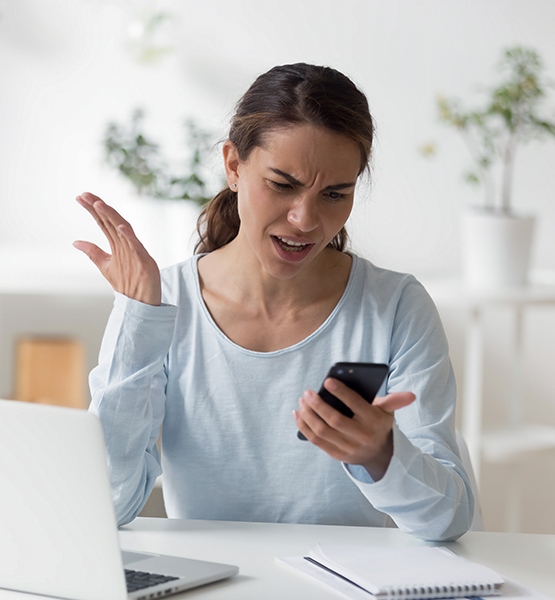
top-left (2, 0), bottom-right (555, 273)
top-left (1, 0), bottom-right (555, 533)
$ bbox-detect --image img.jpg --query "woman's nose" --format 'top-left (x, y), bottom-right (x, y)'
top-left (287, 195), bottom-right (319, 232)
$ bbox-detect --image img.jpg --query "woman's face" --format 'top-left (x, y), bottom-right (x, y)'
top-left (225, 124), bottom-right (361, 280)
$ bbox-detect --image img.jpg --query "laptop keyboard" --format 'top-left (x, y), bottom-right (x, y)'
top-left (125, 568), bottom-right (179, 593)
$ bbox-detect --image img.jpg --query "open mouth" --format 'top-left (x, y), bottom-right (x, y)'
top-left (272, 236), bottom-right (312, 253)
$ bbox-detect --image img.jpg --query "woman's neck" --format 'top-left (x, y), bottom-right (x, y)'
top-left (196, 242), bottom-right (353, 352)
top-left (201, 239), bottom-right (351, 314)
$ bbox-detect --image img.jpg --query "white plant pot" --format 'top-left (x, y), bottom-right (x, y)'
top-left (461, 209), bottom-right (535, 288)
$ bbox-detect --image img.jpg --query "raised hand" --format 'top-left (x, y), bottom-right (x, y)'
top-left (73, 192), bottom-right (162, 306)
top-left (294, 378), bottom-right (416, 480)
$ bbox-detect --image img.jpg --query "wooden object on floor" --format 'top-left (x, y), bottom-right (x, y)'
top-left (15, 338), bottom-right (86, 408)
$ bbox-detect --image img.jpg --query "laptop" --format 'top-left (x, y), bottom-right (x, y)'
top-left (0, 399), bottom-right (238, 600)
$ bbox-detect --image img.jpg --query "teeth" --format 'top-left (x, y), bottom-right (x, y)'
top-left (277, 236), bottom-right (308, 247)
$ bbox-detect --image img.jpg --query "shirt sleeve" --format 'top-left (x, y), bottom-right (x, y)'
top-left (88, 292), bottom-right (178, 526)
top-left (344, 277), bottom-right (474, 542)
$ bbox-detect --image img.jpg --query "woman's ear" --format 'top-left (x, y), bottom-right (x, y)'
top-left (223, 140), bottom-right (240, 187)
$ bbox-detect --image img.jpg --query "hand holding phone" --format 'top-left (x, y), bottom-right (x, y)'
top-left (297, 362), bottom-right (388, 441)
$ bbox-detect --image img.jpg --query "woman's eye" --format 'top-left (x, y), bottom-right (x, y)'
top-left (326, 191), bottom-right (347, 201)
top-left (269, 180), bottom-right (292, 191)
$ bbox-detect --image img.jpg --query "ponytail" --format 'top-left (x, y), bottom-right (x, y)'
top-left (195, 187), bottom-right (240, 254)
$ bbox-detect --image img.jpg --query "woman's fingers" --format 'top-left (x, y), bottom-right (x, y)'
top-left (373, 392), bottom-right (416, 414)
top-left (75, 195), bottom-right (118, 253)
top-left (72, 240), bottom-right (111, 271)
top-left (74, 192), bottom-right (162, 305)
top-left (116, 222), bottom-right (150, 259)
top-left (91, 196), bottom-right (133, 231)
top-left (297, 380), bottom-right (415, 439)
top-left (321, 379), bottom-right (416, 417)
top-left (297, 391), bottom-right (340, 441)
top-left (77, 191), bottom-right (103, 205)
top-left (75, 193), bottom-right (131, 260)
top-left (77, 193), bottom-right (135, 240)
top-left (296, 382), bottom-right (361, 442)
top-left (295, 380), bottom-right (416, 479)
top-left (323, 378), bottom-right (370, 416)
top-left (80, 194), bottom-right (135, 255)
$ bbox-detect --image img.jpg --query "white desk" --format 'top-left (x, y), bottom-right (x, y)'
top-left (118, 519), bottom-right (555, 598)
top-left (0, 518), bottom-right (554, 599)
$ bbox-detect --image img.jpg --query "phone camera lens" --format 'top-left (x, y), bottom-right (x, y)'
top-left (337, 369), bottom-right (344, 375)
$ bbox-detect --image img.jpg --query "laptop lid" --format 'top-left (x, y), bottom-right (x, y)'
top-left (0, 399), bottom-right (237, 600)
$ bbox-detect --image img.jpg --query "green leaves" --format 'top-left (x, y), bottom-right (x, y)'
top-left (103, 110), bottom-right (216, 206)
top-left (489, 47), bottom-right (546, 134)
top-left (437, 46), bottom-right (555, 212)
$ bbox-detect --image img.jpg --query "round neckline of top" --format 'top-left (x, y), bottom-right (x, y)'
top-left (191, 252), bottom-right (359, 357)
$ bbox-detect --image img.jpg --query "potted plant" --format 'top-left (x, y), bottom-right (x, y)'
top-left (436, 46), bottom-right (555, 287)
top-left (104, 108), bottom-right (215, 206)
top-left (103, 109), bottom-right (219, 264)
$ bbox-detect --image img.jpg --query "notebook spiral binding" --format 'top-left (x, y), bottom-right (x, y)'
top-left (383, 581), bottom-right (498, 599)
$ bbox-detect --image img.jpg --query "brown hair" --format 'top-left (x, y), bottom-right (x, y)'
top-left (195, 63), bottom-right (375, 254)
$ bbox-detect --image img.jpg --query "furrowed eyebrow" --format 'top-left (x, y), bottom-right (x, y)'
top-left (324, 182), bottom-right (357, 191)
top-left (269, 168), bottom-right (356, 190)
top-left (269, 168), bottom-right (304, 186)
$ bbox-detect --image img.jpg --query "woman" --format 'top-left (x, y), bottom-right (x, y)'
top-left (74, 63), bottom-right (473, 542)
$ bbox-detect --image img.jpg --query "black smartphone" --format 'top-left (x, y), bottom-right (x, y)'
top-left (297, 362), bottom-right (389, 440)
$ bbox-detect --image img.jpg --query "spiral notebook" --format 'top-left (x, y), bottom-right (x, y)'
top-left (278, 544), bottom-right (504, 600)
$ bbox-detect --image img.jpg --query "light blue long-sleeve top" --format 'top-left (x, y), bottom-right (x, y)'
top-left (89, 253), bottom-right (473, 542)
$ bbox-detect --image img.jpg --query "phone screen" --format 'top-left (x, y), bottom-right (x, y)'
top-left (297, 362), bottom-right (388, 441)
